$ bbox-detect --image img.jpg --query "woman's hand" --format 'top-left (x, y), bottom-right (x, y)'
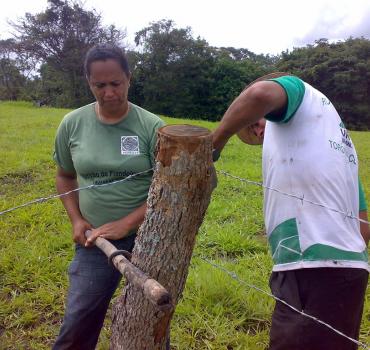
top-left (72, 218), bottom-right (93, 246)
top-left (84, 203), bottom-right (147, 247)
top-left (85, 218), bottom-right (131, 247)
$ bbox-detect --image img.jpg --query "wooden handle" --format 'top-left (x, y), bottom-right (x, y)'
top-left (85, 230), bottom-right (172, 307)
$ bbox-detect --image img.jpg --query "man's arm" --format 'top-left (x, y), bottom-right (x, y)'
top-left (358, 179), bottom-right (369, 246)
top-left (56, 166), bottom-right (92, 246)
top-left (359, 210), bottom-right (370, 246)
top-left (212, 80), bottom-right (287, 151)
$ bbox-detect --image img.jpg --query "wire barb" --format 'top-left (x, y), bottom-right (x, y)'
top-left (0, 168), bottom-right (154, 216)
top-left (217, 170), bottom-right (370, 225)
top-left (1, 165), bottom-right (369, 346)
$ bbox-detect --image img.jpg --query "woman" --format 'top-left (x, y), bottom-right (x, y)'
top-left (53, 43), bottom-right (165, 349)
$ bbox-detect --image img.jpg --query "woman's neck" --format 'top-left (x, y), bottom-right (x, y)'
top-left (96, 102), bottom-right (130, 124)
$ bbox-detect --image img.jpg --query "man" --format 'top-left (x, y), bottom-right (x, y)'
top-left (212, 72), bottom-right (369, 350)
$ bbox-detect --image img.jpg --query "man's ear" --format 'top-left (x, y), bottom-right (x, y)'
top-left (237, 127), bottom-right (262, 145)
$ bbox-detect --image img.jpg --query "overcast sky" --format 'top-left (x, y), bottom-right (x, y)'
top-left (1, 0), bottom-right (370, 55)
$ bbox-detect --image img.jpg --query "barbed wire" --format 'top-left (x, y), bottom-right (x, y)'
top-left (0, 168), bottom-right (153, 216)
top-left (1, 166), bottom-right (369, 346)
top-left (217, 170), bottom-right (370, 225)
top-left (2, 168), bottom-right (368, 225)
top-left (197, 255), bottom-right (370, 349)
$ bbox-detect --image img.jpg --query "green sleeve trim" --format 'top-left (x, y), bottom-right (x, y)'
top-left (359, 178), bottom-right (368, 211)
top-left (265, 76), bottom-right (305, 123)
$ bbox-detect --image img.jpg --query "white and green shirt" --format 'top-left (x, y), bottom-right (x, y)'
top-left (54, 102), bottom-right (165, 229)
top-left (263, 76), bottom-right (368, 272)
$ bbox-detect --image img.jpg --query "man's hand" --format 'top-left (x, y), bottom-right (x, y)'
top-left (210, 165), bottom-right (218, 191)
top-left (85, 218), bottom-right (131, 247)
top-left (212, 148), bottom-right (221, 162)
top-left (72, 218), bottom-right (92, 246)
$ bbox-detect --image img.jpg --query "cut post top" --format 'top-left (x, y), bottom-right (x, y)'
top-left (159, 124), bottom-right (210, 138)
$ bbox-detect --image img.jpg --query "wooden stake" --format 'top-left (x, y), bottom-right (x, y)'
top-left (110, 124), bottom-right (215, 350)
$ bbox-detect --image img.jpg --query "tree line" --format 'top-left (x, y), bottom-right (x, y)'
top-left (1, 0), bottom-right (369, 130)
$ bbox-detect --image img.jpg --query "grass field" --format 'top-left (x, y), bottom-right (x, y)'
top-left (0, 101), bottom-right (369, 349)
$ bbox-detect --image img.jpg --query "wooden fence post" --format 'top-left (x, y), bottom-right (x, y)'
top-left (110, 125), bottom-right (215, 349)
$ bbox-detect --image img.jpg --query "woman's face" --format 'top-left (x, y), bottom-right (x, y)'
top-left (87, 58), bottom-right (131, 112)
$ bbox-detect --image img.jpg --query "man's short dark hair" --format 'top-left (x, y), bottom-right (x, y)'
top-left (84, 43), bottom-right (130, 78)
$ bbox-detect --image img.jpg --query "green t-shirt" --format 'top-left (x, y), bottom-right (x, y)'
top-left (54, 102), bottom-right (165, 228)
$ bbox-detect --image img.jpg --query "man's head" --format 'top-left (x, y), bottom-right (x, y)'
top-left (237, 119), bottom-right (266, 145)
top-left (237, 72), bottom-right (290, 145)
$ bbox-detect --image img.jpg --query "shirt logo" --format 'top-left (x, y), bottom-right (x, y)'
top-left (121, 136), bottom-right (140, 155)
top-left (339, 122), bottom-right (352, 148)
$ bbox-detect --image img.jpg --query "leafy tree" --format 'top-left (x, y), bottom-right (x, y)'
top-left (207, 48), bottom-right (275, 119)
top-left (4, 4), bottom-right (368, 129)
top-left (278, 38), bottom-right (370, 130)
top-left (0, 58), bottom-right (25, 100)
top-left (130, 19), bottom-right (215, 119)
top-left (10, 0), bottom-right (126, 107)
top-left (214, 46), bottom-right (279, 68)
top-left (129, 20), bottom-right (277, 121)
top-left (0, 39), bottom-right (29, 100)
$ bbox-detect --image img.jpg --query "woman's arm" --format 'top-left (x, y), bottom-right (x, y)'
top-left (85, 202), bottom-right (147, 247)
top-left (56, 166), bottom-right (92, 245)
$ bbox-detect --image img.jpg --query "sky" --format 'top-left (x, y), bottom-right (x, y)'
top-left (1, 0), bottom-right (370, 55)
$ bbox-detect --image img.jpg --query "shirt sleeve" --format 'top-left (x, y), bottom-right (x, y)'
top-left (359, 178), bottom-right (368, 211)
top-left (53, 117), bottom-right (76, 173)
top-left (265, 75), bottom-right (305, 123)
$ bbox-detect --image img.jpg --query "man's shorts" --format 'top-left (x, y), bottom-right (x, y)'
top-left (269, 267), bottom-right (368, 350)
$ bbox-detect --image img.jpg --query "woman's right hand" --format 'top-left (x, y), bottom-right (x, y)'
top-left (72, 218), bottom-right (92, 246)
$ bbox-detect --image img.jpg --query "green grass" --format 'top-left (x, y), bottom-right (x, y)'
top-left (0, 101), bottom-right (369, 349)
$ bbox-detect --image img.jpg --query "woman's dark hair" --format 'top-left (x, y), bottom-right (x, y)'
top-left (84, 43), bottom-right (130, 78)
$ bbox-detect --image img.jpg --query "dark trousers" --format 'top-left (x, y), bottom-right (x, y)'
top-left (269, 268), bottom-right (368, 350)
top-left (53, 235), bottom-right (136, 350)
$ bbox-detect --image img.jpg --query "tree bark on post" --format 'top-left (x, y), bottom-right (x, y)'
top-left (110, 125), bottom-right (215, 349)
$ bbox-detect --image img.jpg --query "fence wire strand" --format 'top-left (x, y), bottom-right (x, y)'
top-left (0, 168), bottom-right (153, 216)
top-left (197, 255), bottom-right (370, 349)
top-left (217, 170), bottom-right (370, 225)
top-left (1, 166), bottom-right (369, 347)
